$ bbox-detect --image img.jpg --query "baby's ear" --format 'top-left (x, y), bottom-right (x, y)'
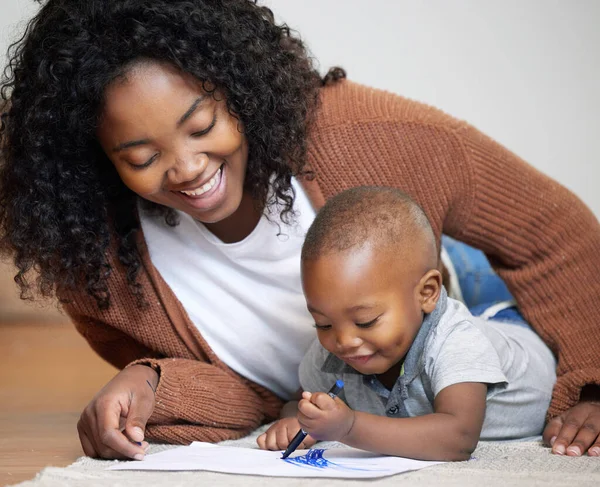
top-left (418, 269), bottom-right (442, 313)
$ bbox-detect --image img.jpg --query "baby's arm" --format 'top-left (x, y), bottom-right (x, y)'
top-left (299, 382), bottom-right (487, 461)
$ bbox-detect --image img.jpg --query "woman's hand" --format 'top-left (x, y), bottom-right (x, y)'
top-left (297, 391), bottom-right (355, 442)
top-left (77, 364), bottom-right (158, 459)
top-left (257, 417), bottom-right (317, 451)
top-left (543, 386), bottom-right (600, 456)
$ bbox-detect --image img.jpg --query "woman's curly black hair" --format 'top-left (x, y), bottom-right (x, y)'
top-left (0, 0), bottom-right (346, 310)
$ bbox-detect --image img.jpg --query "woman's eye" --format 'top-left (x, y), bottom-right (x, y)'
top-left (355, 316), bottom-right (380, 329)
top-left (130, 153), bottom-right (158, 170)
top-left (191, 113), bottom-right (217, 137)
top-left (313, 323), bottom-right (332, 331)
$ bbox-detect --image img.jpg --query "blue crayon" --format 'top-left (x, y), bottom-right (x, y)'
top-left (281, 379), bottom-right (344, 459)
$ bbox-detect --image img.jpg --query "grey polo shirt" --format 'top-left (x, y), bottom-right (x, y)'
top-left (299, 288), bottom-right (556, 440)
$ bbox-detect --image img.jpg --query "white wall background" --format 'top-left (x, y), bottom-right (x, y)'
top-left (2, 0), bottom-right (599, 217)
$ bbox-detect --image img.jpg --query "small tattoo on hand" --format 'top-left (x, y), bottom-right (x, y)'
top-left (146, 379), bottom-right (156, 394)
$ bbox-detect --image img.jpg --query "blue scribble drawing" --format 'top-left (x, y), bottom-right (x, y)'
top-left (283, 449), bottom-right (331, 468)
top-left (283, 449), bottom-right (381, 472)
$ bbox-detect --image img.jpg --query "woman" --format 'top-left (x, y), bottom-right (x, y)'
top-left (1, 0), bottom-right (599, 460)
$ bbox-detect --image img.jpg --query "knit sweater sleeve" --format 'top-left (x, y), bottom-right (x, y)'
top-left (67, 307), bottom-right (159, 370)
top-left (308, 82), bottom-right (600, 417)
top-left (65, 304), bottom-right (281, 443)
top-left (448, 123), bottom-right (600, 417)
top-left (130, 357), bottom-right (268, 443)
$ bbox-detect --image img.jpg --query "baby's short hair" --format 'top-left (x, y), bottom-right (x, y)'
top-left (302, 186), bottom-right (437, 265)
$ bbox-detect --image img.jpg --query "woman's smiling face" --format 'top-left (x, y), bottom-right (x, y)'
top-left (97, 61), bottom-right (249, 227)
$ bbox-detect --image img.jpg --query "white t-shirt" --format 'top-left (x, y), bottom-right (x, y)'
top-left (139, 178), bottom-right (316, 399)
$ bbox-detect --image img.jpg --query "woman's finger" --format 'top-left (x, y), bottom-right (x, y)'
top-left (95, 399), bottom-right (146, 459)
top-left (123, 391), bottom-right (155, 444)
top-left (79, 412), bottom-right (130, 459)
top-left (548, 403), bottom-right (600, 456)
top-left (566, 427), bottom-right (600, 456)
top-left (589, 440), bottom-right (600, 457)
top-left (564, 405), bottom-right (600, 456)
top-left (77, 420), bottom-right (97, 458)
top-left (550, 409), bottom-right (587, 455)
top-left (542, 414), bottom-right (563, 447)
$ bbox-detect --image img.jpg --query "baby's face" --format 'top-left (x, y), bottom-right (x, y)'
top-left (301, 244), bottom-right (426, 378)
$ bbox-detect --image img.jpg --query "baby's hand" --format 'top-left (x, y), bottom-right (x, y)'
top-left (256, 417), bottom-right (316, 451)
top-left (297, 391), bottom-right (355, 442)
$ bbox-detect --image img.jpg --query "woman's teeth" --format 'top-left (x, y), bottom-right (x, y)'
top-left (179, 167), bottom-right (222, 196)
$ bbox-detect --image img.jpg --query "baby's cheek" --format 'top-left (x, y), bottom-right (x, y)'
top-left (317, 335), bottom-right (336, 355)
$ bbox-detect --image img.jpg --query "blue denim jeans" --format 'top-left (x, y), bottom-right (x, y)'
top-left (442, 235), bottom-right (530, 329)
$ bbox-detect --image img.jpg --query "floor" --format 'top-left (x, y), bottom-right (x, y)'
top-left (0, 317), bottom-right (116, 486)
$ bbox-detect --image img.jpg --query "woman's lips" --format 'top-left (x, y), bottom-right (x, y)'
top-left (175, 164), bottom-right (226, 211)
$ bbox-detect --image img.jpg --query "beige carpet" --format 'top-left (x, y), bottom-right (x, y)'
top-left (9, 427), bottom-right (600, 487)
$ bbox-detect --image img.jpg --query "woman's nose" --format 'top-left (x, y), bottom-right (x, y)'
top-left (167, 151), bottom-right (210, 185)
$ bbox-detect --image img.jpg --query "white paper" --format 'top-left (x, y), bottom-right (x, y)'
top-left (107, 442), bottom-right (443, 478)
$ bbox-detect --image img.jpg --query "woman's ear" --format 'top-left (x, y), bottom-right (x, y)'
top-left (418, 269), bottom-right (442, 314)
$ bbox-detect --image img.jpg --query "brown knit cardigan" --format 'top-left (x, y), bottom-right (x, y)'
top-left (63, 80), bottom-right (600, 444)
